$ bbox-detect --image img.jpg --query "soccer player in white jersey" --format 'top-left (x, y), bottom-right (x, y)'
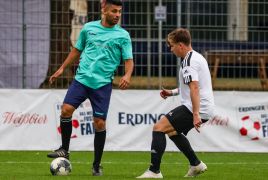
top-left (137, 29), bottom-right (214, 178)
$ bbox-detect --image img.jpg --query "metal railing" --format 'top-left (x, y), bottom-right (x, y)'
top-left (0, 0), bottom-right (267, 91)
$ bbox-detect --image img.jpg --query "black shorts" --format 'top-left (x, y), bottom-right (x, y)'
top-left (165, 105), bottom-right (208, 136)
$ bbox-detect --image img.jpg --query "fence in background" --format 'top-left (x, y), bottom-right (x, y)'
top-left (0, 0), bottom-right (268, 91)
top-left (0, 0), bottom-right (50, 89)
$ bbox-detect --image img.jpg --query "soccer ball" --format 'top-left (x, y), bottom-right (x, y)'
top-left (239, 115), bottom-right (261, 140)
top-left (50, 157), bottom-right (72, 176)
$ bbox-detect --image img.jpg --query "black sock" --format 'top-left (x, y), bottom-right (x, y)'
top-left (60, 116), bottom-right (72, 151)
top-left (93, 129), bottom-right (106, 166)
top-left (149, 131), bottom-right (166, 173)
top-left (169, 134), bottom-right (200, 166)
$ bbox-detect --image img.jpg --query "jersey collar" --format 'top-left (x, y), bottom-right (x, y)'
top-left (181, 50), bottom-right (194, 63)
top-left (100, 20), bottom-right (118, 30)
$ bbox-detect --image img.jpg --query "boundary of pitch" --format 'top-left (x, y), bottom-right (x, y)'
top-left (0, 162), bottom-right (267, 165)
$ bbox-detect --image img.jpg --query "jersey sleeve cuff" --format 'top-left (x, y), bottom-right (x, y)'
top-left (75, 45), bottom-right (84, 51)
top-left (123, 57), bottom-right (133, 60)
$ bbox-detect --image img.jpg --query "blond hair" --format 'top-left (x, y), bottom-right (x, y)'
top-left (166, 28), bottom-right (191, 47)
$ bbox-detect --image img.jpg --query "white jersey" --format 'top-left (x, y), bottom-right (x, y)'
top-left (179, 50), bottom-right (214, 120)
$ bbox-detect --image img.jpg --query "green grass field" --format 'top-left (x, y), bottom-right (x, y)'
top-left (0, 151), bottom-right (267, 180)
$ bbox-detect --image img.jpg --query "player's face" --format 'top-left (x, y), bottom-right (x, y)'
top-left (104, 5), bottom-right (122, 25)
top-left (169, 39), bottom-right (183, 58)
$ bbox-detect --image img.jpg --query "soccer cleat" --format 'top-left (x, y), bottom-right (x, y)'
top-left (184, 161), bottom-right (207, 177)
top-left (136, 169), bottom-right (163, 178)
top-left (47, 146), bottom-right (69, 160)
top-left (92, 164), bottom-right (103, 176)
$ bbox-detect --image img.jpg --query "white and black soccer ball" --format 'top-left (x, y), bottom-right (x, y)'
top-left (50, 157), bottom-right (72, 176)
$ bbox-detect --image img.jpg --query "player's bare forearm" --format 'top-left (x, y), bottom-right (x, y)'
top-left (50, 48), bottom-right (82, 84)
top-left (124, 59), bottom-right (134, 78)
top-left (60, 48), bottom-right (82, 70)
top-left (189, 81), bottom-right (202, 132)
top-left (189, 81), bottom-right (200, 116)
top-left (190, 88), bottom-right (200, 116)
top-left (118, 59), bottom-right (134, 90)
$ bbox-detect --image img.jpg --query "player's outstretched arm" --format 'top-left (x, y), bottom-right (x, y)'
top-left (50, 48), bottom-right (82, 84)
top-left (189, 81), bottom-right (202, 133)
top-left (119, 59), bottom-right (134, 90)
top-left (160, 87), bottom-right (179, 99)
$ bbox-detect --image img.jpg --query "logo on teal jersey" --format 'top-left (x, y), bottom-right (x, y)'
top-left (88, 42), bottom-right (112, 49)
top-left (89, 33), bottom-right (97, 35)
top-left (95, 111), bottom-right (104, 116)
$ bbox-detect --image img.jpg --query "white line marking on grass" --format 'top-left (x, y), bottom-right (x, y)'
top-left (0, 162), bottom-right (267, 165)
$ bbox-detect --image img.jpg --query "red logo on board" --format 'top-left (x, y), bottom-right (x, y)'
top-left (200, 115), bottom-right (230, 128)
top-left (2, 111), bottom-right (48, 127)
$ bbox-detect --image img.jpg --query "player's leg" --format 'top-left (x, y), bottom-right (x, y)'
top-left (87, 82), bottom-right (112, 176)
top-left (137, 116), bottom-right (174, 178)
top-left (167, 132), bottom-right (207, 177)
top-left (60, 103), bottom-right (76, 152)
top-left (92, 117), bottom-right (106, 176)
top-left (150, 116), bottom-right (175, 173)
top-left (47, 79), bottom-right (88, 159)
top-left (167, 132), bottom-right (200, 166)
top-left (165, 105), bottom-right (208, 177)
top-left (137, 105), bottom-right (205, 178)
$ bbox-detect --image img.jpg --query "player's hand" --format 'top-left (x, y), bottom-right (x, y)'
top-left (118, 75), bottom-right (130, 90)
top-left (50, 68), bottom-right (64, 84)
top-left (193, 114), bottom-right (202, 133)
top-left (160, 87), bottom-right (173, 100)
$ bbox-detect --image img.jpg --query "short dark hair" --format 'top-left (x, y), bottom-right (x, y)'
top-left (105, 0), bottom-right (122, 7)
top-left (166, 28), bottom-right (191, 47)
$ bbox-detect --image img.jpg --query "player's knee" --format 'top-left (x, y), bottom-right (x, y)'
top-left (153, 123), bottom-right (162, 132)
top-left (167, 131), bottom-right (178, 137)
top-left (94, 119), bottom-right (106, 130)
top-left (61, 108), bottom-right (72, 118)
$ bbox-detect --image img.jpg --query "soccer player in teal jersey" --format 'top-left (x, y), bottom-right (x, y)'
top-left (47, 0), bottom-right (134, 176)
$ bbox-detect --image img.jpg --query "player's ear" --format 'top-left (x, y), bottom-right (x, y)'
top-left (103, 7), bottom-right (108, 16)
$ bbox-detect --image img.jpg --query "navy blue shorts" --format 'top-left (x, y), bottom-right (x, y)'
top-left (63, 78), bottom-right (112, 120)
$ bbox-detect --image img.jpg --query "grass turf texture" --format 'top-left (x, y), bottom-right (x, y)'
top-left (0, 151), bottom-right (267, 180)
